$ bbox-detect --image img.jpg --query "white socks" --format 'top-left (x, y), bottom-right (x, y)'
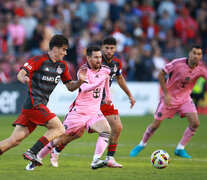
top-left (93, 154), bottom-right (101, 161)
top-left (176, 143), bottom-right (185, 150)
top-left (139, 140), bottom-right (147, 147)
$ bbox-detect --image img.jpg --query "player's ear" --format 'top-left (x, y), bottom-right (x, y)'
top-left (188, 50), bottom-right (191, 57)
top-left (53, 46), bottom-right (58, 52)
top-left (86, 55), bottom-right (90, 62)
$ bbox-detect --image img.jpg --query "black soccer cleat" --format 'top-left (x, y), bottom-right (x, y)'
top-left (23, 150), bottom-right (42, 166)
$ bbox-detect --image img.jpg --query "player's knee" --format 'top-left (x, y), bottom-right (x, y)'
top-left (151, 120), bottom-right (161, 130)
top-left (103, 125), bottom-right (111, 135)
top-left (112, 123), bottom-right (123, 134)
top-left (117, 123), bottom-right (123, 132)
top-left (192, 121), bottom-right (200, 129)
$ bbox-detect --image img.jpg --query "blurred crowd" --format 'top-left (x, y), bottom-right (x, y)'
top-left (0, 0), bottom-right (207, 83)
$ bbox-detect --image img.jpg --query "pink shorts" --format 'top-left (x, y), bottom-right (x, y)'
top-left (154, 98), bottom-right (197, 120)
top-left (63, 110), bottom-right (106, 135)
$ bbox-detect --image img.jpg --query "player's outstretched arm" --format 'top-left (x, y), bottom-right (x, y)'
top-left (115, 74), bottom-right (136, 109)
top-left (81, 76), bottom-right (107, 93)
top-left (17, 69), bottom-right (30, 84)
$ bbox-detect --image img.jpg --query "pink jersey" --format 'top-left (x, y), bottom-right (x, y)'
top-left (69, 64), bottom-right (111, 114)
top-left (163, 58), bottom-right (207, 107)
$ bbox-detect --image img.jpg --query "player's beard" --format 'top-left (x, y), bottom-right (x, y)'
top-left (190, 58), bottom-right (198, 67)
top-left (92, 62), bottom-right (101, 70)
top-left (104, 53), bottom-right (114, 61)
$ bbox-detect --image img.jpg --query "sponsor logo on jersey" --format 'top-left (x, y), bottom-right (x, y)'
top-left (95, 75), bottom-right (99, 78)
top-left (42, 75), bottom-right (61, 83)
top-left (45, 67), bottom-right (49, 71)
top-left (24, 62), bottom-right (32, 70)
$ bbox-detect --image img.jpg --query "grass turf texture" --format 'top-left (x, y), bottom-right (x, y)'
top-left (0, 115), bottom-right (206, 180)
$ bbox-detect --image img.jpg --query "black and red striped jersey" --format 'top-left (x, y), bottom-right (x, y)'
top-left (102, 55), bottom-right (122, 87)
top-left (21, 54), bottom-right (72, 109)
top-left (101, 55), bottom-right (122, 104)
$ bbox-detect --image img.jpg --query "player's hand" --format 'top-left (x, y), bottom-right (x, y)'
top-left (20, 76), bottom-right (29, 84)
top-left (103, 99), bottom-right (111, 105)
top-left (129, 96), bottom-right (136, 109)
top-left (164, 93), bottom-right (171, 106)
top-left (78, 65), bottom-right (88, 82)
top-left (105, 74), bottom-right (109, 80)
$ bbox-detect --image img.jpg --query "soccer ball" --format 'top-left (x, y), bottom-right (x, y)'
top-left (151, 149), bottom-right (170, 169)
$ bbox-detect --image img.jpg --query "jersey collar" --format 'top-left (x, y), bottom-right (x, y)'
top-left (47, 53), bottom-right (58, 64)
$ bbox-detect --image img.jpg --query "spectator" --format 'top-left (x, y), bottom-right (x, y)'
top-left (7, 15), bottom-right (25, 54)
top-left (0, 61), bottom-right (9, 83)
top-left (174, 8), bottom-right (198, 45)
top-left (0, 0), bottom-right (207, 83)
top-left (152, 47), bottom-right (167, 81)
top-left (135, 44), bottom-right (154, 81)
top-left (158, 10), bottom-right (174, 33)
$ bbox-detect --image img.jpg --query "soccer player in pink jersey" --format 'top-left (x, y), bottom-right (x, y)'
top-left (130, 45), bottom-right (207, 158)
top-left (26, 45), bottom-right (112, 170)
top-left (43, 37), bottom-right (136, 168)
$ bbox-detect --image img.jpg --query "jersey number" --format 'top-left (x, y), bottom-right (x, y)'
top-left (180, 77), bottom-right (190, 88)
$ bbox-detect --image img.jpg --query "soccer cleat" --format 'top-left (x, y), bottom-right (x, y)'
top-left (129, 145), bottom-right (145, 157)
top-left (50, 150), bottom-right (59, 167)
top-left (26, 162), bottom-right (36, 171)
top-left (174, 149), bottom-right (192, 158)
top-left (105, 157), bottom-right (123, 168)
top-left (91, 158), bottom-right (106, 170)
top-left (25, 156), bottom-right (42, 171)
top-left (23, 150), bottom-right (42, 166)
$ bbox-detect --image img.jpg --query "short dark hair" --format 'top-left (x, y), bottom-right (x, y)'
top-left (102, 36), bottom-right (117, 45)
top-left (190, 44), bottom-right (203, 52)
top-left (49, 34), bottom-right (69, 50)
top-left (86, 45), bottom-right (101, 57)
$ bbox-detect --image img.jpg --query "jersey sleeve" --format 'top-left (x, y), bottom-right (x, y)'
top-left (61, 61), bottom-right (72, 84)
top-left (163, 60), bottom-right (175, 74)
top-left (20, 56), bottom-right (43, 74)
top-left (116, 60), bottom-right (123, 76)
top-left (80, 76), bottom-right (105, 92)
top-left (201, 64), bottom-right (207, 80)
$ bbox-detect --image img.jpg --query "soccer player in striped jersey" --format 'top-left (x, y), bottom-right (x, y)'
top-left (100, 36), bottom-right (136, 167)
top-left (130, 45), bottom-right (207, 158)
top-left (26, 45), bottom-right (112, 170)
top-left (0, 34), bottom-right (87, 166)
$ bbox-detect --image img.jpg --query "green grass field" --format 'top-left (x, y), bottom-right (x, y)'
top-left (0, 115), bottom-right (206, 180)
